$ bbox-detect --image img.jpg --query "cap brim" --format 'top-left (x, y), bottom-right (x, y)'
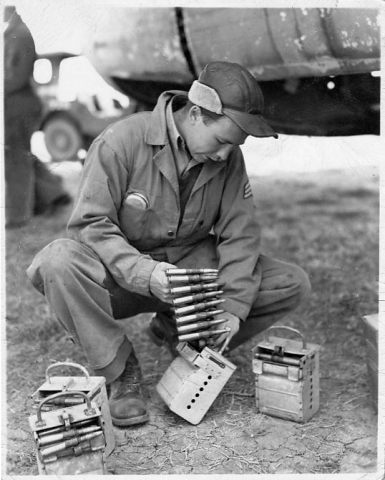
top-left (223, 108), bottom-right (278, 139)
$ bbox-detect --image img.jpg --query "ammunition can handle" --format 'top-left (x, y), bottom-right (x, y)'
top-left (45, 362), bottom-right (90, 384)
top-left (264, 326), bottom-right (307, 350)
top-left (35, 391), bottom-right (94, 424)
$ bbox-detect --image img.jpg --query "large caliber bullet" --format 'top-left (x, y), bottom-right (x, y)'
top-left (40, 432), bottom-right (103, 457)
top-left (172, 290), bottom-right (223, 306)
top-left (175, 309), bottom-right (225, 325)
top-left (43, 442), bottom-right (105, 463)
top-left (38, 419), bottom-right (94, 437)
top-left (44, 397), bottom-right (85, 406)
top-left (170, 282), bottom-right (220, 295)
top-left (178, 327), bottom-right (230, 342)
top-left (167, 274), bottom-right (218, 284)
top-left (166, 268), bottom-right (218, 275)
top-left (37, 425), bottom-right (101, 447)
top-left (255, 353), bottom-right (301, 367)
top-left (173, 298), bottom-right (225, 316)
top-left (177, 318), bottom-right (228, 333)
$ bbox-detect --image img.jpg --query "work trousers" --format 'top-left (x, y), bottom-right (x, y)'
top-left (5, 149), bottom-right (68, 228)
top-left (5, 90), bottom-right (40, 227)
top-left (27, 237), bottom-right (311, 383)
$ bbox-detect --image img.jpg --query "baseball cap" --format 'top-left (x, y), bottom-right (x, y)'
top-left (188, 61), bottom-right (278, 139)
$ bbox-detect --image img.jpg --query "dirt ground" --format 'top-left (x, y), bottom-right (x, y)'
top-left (4, 161), bottom-right (381, 476)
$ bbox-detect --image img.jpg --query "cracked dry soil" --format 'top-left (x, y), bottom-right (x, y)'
top-left (5, 166), bottom-right (380, 475)
top-left (102, 311), bottom-right (378, 475)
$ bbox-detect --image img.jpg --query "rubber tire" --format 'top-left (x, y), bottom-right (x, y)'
top-left (43, 117), bottom-right (83, 161)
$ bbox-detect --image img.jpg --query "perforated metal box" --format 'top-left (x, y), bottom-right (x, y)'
top-left (156, 342), bottom-right (236, 425)
top-left (31, 362), bottom-right (115, 458)
top-left (252, 326), bottom-right (320, 423)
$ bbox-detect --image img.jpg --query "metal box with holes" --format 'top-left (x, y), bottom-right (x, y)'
top-left (31, 362), bottom-right (115, 457)
top-left (156, 342), bottom-right (236, 425)
top-left (252, 326), bottom-right (320, 423)
top-left (28, 391), bottom-right (106, 475)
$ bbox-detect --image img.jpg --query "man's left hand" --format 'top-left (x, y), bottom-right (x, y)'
top-left (210, 311), bottom-right (240, 352)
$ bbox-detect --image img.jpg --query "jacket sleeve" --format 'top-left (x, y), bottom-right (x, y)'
top-left (214, 148), bottom-right (262, 320)
top-left (67, 136), bottom-right (158, 296)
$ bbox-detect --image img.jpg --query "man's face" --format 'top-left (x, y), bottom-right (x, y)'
top-left (186, 108), bottom-right (248, 163)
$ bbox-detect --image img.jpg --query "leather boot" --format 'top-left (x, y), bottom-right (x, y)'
top-left (108, 349), bottom-right (149, 427)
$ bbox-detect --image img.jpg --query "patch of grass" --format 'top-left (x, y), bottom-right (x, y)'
top-left (331, 209), bottom-right (369, 220)
top-left (5, 165), bottom-right (379, 475)
top-left (296, 195), bottom-right (339, 206)
top-left (331, 187), bottom-right (378, 199)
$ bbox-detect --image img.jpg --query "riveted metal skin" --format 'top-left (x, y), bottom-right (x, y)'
top-left (87, 8), bottom-right (380, 85)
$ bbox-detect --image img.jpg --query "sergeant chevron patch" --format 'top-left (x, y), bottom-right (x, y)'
top-left (243, 181), bottom-right (252, 199)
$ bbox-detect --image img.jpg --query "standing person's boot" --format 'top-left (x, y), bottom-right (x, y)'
top-left (108, 349), bottom-right (149, 426)
top-left (33, 156), bottom-right (72, 215)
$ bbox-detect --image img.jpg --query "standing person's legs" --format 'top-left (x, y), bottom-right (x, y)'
top-left (5, 100), bottom-right (40, 227)
top-left (5, 146), bottom-right (35, 227)
top-left (27, 238), bottom-right (170, 425)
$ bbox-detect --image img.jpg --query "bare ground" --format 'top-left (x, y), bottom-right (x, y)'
top-left (4, 162), bottom-right (381, 475)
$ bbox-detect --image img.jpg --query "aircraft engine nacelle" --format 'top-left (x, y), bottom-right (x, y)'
top-left (84, 7), bottom-right (380, 136)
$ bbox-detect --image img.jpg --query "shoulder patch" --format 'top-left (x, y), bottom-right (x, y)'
top-left (243, 181), bottom-right (252, 199)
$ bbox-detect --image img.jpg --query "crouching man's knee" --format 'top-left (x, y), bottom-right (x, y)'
top-left (26, 239), bottom-right (79, 296)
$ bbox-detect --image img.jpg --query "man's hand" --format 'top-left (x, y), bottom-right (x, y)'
top-left (211, 311), bottom-right (240, 352)
top-left (149, 262), bottom-right (177, 303)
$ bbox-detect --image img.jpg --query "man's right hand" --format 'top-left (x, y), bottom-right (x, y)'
top-left (149, 262), bottom-right (177, 304)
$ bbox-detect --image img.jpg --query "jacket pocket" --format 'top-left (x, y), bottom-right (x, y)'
top-left (118, 190), bottom-right (158, 242)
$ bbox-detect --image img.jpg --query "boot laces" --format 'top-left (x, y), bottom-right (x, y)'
top-left (113, 351), bottom-right (142, 397)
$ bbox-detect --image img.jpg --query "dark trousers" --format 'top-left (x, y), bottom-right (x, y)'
top-left (27, 238), bottom-right (311, 383)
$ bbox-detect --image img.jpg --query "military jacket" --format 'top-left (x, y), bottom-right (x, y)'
top-left (68, 91), bottom-right (262, 320)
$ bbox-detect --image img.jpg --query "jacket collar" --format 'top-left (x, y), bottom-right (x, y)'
top-left (145, 90), bottom-right (188, 146)
top-left (146, 90), bottom-right (227, 195)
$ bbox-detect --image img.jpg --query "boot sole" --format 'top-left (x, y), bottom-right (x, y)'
top-left (111, 412), bottom-right (149, 427)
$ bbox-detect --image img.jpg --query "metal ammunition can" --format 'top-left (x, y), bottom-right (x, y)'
top-left (252, 326), bottom-right (320, 423)
top-left (30, 362), bottom-right (115, 458)
top-left (28, 391), bottom-right (107, 475)
top-left (156, 342), bottom-right (236, 425)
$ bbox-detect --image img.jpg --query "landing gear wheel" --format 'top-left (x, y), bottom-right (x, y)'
top-left (43, 117), bottom-right (83, 161)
